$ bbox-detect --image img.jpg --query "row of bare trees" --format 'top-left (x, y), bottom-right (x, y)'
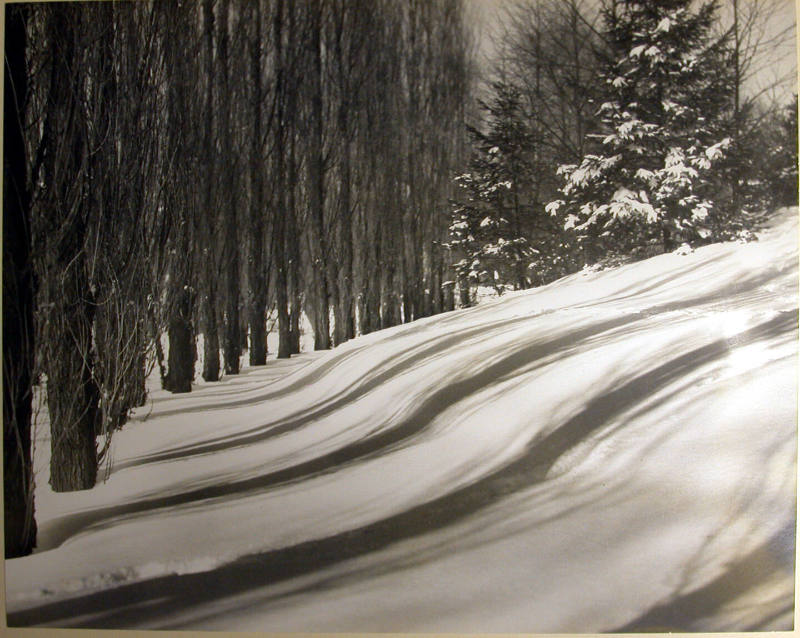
top-left (3, 0), bottom-right (473, 557)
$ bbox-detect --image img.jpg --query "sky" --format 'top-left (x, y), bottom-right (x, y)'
top-left (464, 0), bottom-right (798, 104)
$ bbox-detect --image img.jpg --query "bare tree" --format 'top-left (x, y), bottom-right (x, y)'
top-left (4, 0), bottom-right (475, 517)
top-left (200, 0), bottom-right (221, 381)
top-left (304, 0), bottom-right (332, 350)
top-left (247, 0), bottom-right (270, 366)
top-left (161, 0), bottom-right (200, 394)
top-left (4, 2), bottom-right (37, 556)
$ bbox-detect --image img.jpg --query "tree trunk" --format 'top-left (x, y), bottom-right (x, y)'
top-left (286, 2), bottom-right (302, 355)
top-left (360, 197), bottom-right (381, 334)
top-left (365, 271), bottom-right (381, 333)
top-left (164, 213), bottom-right (196, 390)
top-left (288, 300), bottom-right (301, 354)
top-left (165, 287), bottom-right (194, 393)
top-left (157, 0), bottom-right (197, 392)
top-left (150, 312), bottom-right (167, 388)
top-left (202, 287), bottom-right (221, 382)
top-left (334, 146), bottom-right (355, 345)
top-left (308, 4), bottom-right (331, 350)
top-left (40, 6), bottom-right (98, 493)
top-left (3, 3), bottom-right (37, 556)
top-left (458, 273), bottom-right (472, 308)
top-left (420, 233), bottom-right (433, 319)
top-left (312, 278), bottom-right (330, 350)
top-left (380, 189), bottom-right (401, 328)
top-left (248, 0), bottom-right (268, 366)
top-left (201, 0), bottom-right (220, 382)
top-left (223, 220), bottom-right (242, 374)
top-left (274, 190), bottom-right (291, 358)
top-left (46, 266), bottom-right (98, 492)
top-left (248, 299), bottom-right (267, 366)
top-left (274, 0), bottom-right (292, 359)
top-left (662, 223), bottom-right (676, 253)
top-left (219, 0), bottom-right (241, 376)
top-left (287, 138), bottom-right (302, 355)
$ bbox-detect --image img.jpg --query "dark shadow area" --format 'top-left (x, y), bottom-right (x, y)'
top-left (11, 310), bottom-right (795, 629)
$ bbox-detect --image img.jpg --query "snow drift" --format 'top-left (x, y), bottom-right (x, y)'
top-left (5, 208), bottom-right (798, 632)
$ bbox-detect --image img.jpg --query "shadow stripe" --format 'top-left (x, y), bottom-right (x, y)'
top-left (13, 310), bottom-right (795, 629)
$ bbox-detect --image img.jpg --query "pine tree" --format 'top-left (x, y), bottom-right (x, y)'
top-left (448, 81), bottom-right (538, 300)
top-left (548, 0), bottom-right (734, 258)
top-left (716, 94), bottom-right (798, 228)
top-left (767, 95), bottom-right (799, 208)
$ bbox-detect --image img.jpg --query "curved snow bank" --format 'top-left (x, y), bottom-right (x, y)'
top-left (6, 208), bottom-right (797, 631)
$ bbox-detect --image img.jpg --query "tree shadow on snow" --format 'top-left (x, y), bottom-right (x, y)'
top-left (37, 311), bottom-right (641, 551)
top-left (612, 523), bottom-right (795, 632)
top-left (118, 260), bottom-right (795, 475)
top-left (11, 310), bottom-right (796, 630)
top-left (112, 312), bottom-right (539, 470)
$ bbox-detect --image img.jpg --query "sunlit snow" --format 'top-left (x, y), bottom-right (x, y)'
top-left (5, 209), bottom-right (797, 632)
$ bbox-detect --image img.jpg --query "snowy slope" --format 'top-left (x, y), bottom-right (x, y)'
top-left (5, 208), bottom-right (798, 632)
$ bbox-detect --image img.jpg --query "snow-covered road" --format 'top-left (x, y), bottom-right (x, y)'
top-left (6, 209), bottom-right (797, 632)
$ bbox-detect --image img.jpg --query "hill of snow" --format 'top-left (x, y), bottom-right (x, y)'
top-left (5, 208), bottom-right (798, 632)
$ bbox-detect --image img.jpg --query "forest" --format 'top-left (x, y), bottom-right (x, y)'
top-left (3, 0), bottom-right (797, 561)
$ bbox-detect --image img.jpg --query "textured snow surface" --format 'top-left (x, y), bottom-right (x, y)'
top-left (6, 209), bottom-right (798, 632)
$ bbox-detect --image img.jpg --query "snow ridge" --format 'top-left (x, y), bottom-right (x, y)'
top-left (6, 208), bottom-right (797, 632)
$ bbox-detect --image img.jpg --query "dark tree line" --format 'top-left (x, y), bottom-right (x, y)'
top-left (3, 0), bottom-right (472, 556)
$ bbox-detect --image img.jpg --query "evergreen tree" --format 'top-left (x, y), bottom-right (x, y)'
top-left (548, 0), bottom-right (734, 258)
top-left (767, 95), bottom-right (799, 208)
top-left (448, 81), bottom-right (537, 300)
top-left (715, 94), bottom-right (798, 229)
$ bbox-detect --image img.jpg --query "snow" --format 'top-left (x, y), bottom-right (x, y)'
top-left (630, 44), bottom-right (647, 58)
top-left (5, 208), bottom-right (798, 632)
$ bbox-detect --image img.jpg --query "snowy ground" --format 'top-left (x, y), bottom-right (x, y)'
top-left (5, 208), bottom-right (798, 632)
